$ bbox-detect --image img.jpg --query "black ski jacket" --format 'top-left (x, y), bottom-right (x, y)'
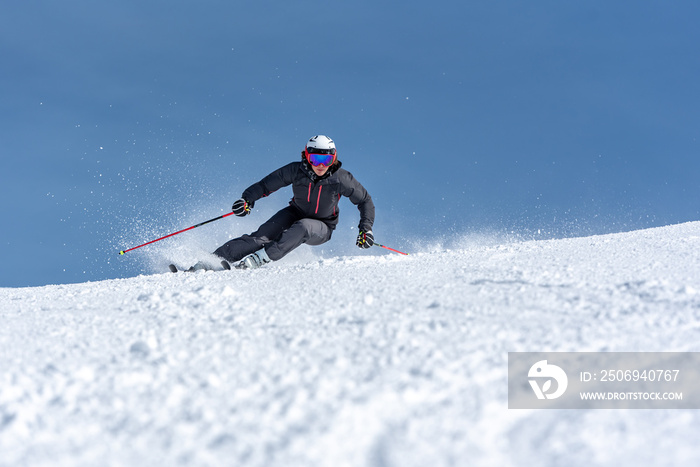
top-left (241, 160), bottom-right (375, 232)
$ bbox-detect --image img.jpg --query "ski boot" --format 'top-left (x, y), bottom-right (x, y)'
top-left (235, 248), bottom-right (271, 270)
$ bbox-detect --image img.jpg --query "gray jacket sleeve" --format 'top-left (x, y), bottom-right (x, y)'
top-left (340, 170), bottom-right (375, 232)
top-left (241, 162), bottom-right (298, 202)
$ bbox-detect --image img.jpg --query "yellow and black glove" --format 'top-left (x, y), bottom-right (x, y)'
top-left (356, 230), bottom-right (374, 249)
top-left (232, 198), bottom-right (253, 217)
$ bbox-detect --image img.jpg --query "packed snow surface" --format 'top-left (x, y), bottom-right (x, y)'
top-left (2, 222), bottom-right (700, 466)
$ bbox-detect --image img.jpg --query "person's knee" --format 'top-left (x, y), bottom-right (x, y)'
top-left (295, 219), bottom-right (330, 245)
top-left (295, 219), bottom-right (316, 235)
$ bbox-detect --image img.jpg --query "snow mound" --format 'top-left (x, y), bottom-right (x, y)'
top-left (2, 222), bottom-right (700, 466)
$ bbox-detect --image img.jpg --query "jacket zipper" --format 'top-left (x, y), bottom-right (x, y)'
top-left (316, 185), bottom-right (322, 214)
top-left (308, 182), bottom-right (322, 214)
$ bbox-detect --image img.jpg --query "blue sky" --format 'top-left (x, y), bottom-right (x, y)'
top-left (2, 1), bottom-right (699, 287)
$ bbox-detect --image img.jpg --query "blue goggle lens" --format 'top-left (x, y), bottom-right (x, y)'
top-left (306, 151), bottom-right (335, 167)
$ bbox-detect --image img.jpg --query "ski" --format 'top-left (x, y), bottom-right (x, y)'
top-left (168, 260), bottom-right (234, 273)
top-left (168, 264), bottom-right (210, 273)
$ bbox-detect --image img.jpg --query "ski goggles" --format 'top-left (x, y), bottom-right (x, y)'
top-left (305, 147), bottom-right (336, 167)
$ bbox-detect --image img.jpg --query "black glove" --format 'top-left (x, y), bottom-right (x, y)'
top-left (356, 230), bottom-right (374, 249)
top-left (232, 198), bottom-right (253, 217)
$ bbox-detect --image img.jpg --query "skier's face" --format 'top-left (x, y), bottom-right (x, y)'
top-left (312, 164), bottom-right (330, 176)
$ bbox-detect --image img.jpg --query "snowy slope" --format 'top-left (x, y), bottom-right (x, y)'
top-left (2, 222), bottom-right (700, 467)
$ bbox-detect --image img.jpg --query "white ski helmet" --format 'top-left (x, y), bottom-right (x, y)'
top-left (306, 135), bottom-right (336, 153)
top-left (304, 135), bottom-right (337, 167)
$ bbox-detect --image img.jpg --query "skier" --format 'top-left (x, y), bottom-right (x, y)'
top-left (198, 135), bottom-right (375, 270)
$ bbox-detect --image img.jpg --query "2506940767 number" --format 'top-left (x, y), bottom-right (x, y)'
top-left (600, 369), bottom-right (679, 382)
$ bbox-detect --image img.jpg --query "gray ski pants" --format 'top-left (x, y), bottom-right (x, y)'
top-left (213, 206), bottom-right (332, 262)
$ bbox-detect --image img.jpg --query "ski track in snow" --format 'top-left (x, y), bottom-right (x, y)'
top-left (2, 222), bottom-right (700, 466)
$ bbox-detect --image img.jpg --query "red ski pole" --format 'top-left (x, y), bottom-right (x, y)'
top-left (373, 243), bottom-right (409, 255)
top-left (119, 212), bottom-right (235, 255)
